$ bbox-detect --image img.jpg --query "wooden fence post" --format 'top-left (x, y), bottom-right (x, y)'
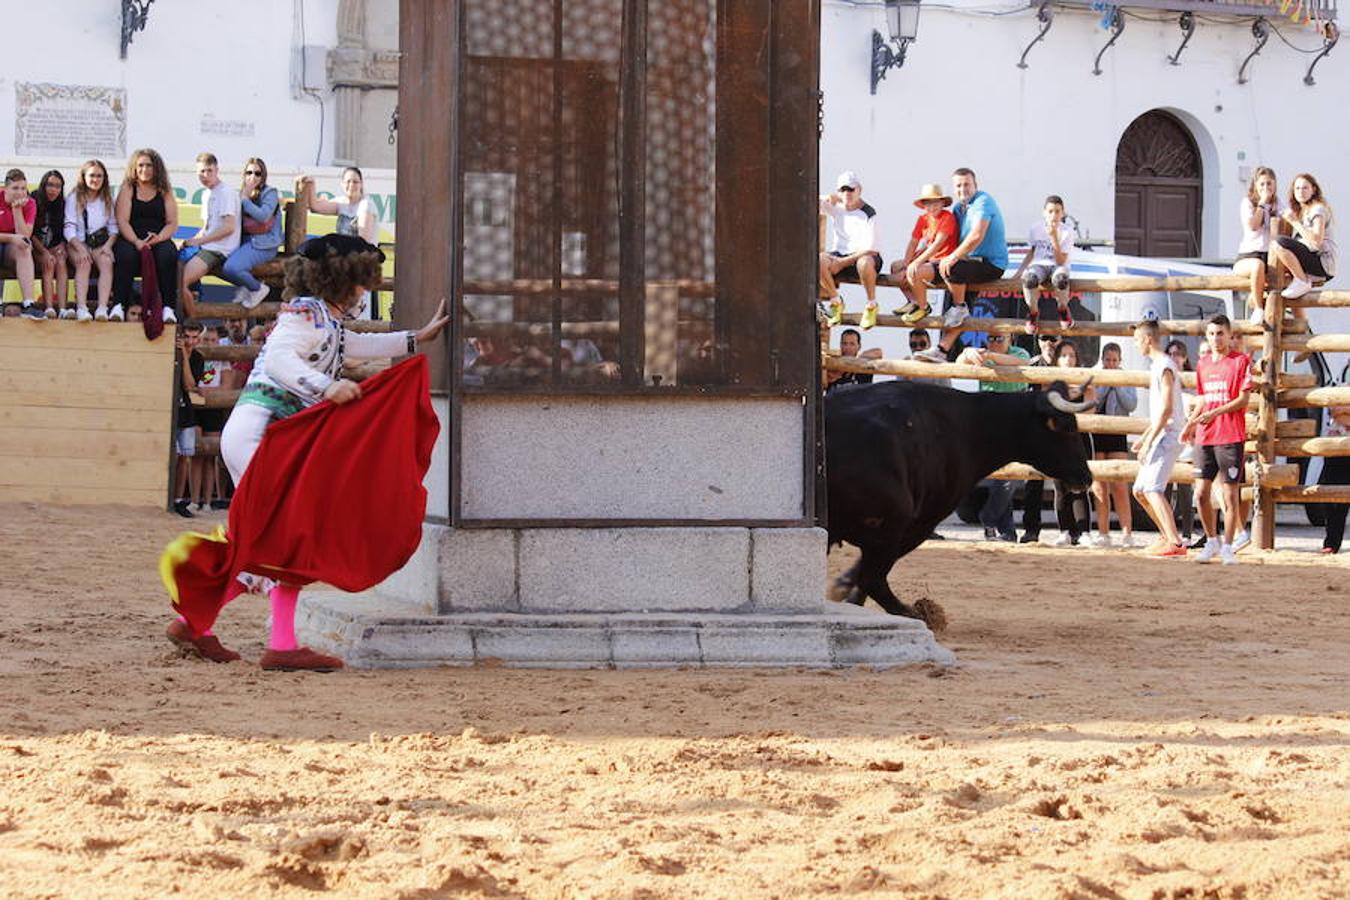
top-left (1253, 268), bottom-right (1284, 549)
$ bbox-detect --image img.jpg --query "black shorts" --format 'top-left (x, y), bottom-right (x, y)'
top-left (1235, 250), bottom-right (1266, 263)
top-left (1094, 433), bottom-right (1128, 455)
top-left (1198, 442), bottom-right (1245, 484)
top-left (1274, 236), bottom-right (1330, 279)
top-left (830, 251), bottom-right (883, 281)
top-left (943, 257), bottom-right (1005, 285)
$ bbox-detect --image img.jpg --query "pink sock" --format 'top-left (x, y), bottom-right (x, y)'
top-left (267, 584), bottom-right (300, 651)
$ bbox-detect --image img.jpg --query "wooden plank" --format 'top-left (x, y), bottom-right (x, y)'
top-left (990, 459), bottom-right (1299, 487)
top-left (0, 370), bottom-right (172, 401)
top-left (0, 428), bottom-right (166, 460)
top-left (0, 382), bottom-right (171, 412)
top-left (1254, 485), bottom-right (1350, 503)
top-left (835, 272), bottom-right (1254, 294)
top-left (0, 484), bottom-right (165, 507)
top-left (3, 347), bottom-right (178, 380)
top-left (0, 455), bottom-right (165, 489)
top-left (1270, 436), bottom-right (1350, 458)
top-left (1282, 333), bottom-right (1350, 353)
top-left (1285, 290), bottom-right (1350, 307)
top-left (0, 322), bottom-right (177, 353)
top-left (1279, 385), bottom-right (1350, 409)
top-left (832, 312), bottom-right (1305, 337)
top-left (0, 404), bottom-right (169, 433)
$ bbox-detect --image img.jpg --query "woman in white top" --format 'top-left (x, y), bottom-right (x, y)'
top-left (302, 166), bottom-right (378, 242)
top-left (1272, 172), bottom-right (1338, 310)
top-left (63, 159), bottom-right (119, 321)
top-left (1233, 166), bottom-right (1278, 324)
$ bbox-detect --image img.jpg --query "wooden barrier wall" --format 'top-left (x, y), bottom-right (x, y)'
top-left (0, 322), bottom-right (174, 507)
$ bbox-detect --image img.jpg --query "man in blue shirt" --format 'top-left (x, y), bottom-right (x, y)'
top-left (916, 167), bottom-right (1009, 363)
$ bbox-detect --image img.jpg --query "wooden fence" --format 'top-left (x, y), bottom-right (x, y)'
top-left (821, 273), bottom-right (1350, 549)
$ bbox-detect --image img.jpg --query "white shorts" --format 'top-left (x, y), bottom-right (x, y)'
top-left (219, 403), bottom-right (272, 486)
top-left (1134, 431), bottom-right (1184, 494)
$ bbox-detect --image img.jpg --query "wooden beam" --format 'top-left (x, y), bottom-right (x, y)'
top-left (832, 312), bottom-right (1306, 336)
top-left (1284, 290), bottom-right (1350, 308)
top-left (991, 459), bottom-right (1299, 487)
top-left (1279, 385), bottom-right (1350, 409)
top-left (1245, 484), bottom-right (1350, 503)
top-left (1281, 333), bottom-right (1350, 353)
top-left (1270, 436), bottom-right (1350, 458)
top-left (834, 271), bottom-right (1254, 294)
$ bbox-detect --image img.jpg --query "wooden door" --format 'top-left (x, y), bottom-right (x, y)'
top-left (1114, 111), bottom-right (1202, 258)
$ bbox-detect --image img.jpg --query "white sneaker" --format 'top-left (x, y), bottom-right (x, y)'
top-left (1119, 531), bottom-right (1137, 549)
top-left (1231, 529), bottom-right (1251, 553)
top-left (1194, 538), bottom-right (1222, 562)
top-left (109, 303), bottom-right (125, 322)
top-left (1051, 532), bottom-right (1074, 547)
top-left (1088, 533), bottom-right (1111, 548)
top-left (913, 346), bottom-right (948, 364)
top-left (242, 283), bottom-right (270, 310)
top-left (1220, 544), bottom-right (1239, 565)
top-left (60, 307), bottom-right (76, 320)
top-left (942, 304), bottom-right (970, 328)
top-left (162, 307), bottom-right (177, 324)
top-left (232, 285), bottom-right (250, 304)
top-left (94, 307), bottom-right (109, 321)
top-left (1248, 307), bottom-right (1264, 325)
top-left (76, 306), bottom-right (93, 322)
top-left (1281, 278), bottom-right (1312, 300)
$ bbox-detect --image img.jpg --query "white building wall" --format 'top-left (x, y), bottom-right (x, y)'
top-left (821, 0), bottom-right (1348, 260)
top-left (1, 0), bottom-right (341, 170)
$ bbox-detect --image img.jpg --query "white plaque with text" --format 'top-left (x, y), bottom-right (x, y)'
top-left (15, 82), bottom-right (127, 159)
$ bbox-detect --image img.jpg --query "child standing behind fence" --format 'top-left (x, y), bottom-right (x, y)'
top-left (1013, 195), bottom-right (1075, 335)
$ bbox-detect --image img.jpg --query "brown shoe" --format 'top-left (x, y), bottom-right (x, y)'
top-left (165, 619), bottom-right (241, 663)
top-left (259, 647), bottom-right (344, 672)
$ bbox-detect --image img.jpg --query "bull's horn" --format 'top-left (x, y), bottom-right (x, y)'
top-left (1046, 390), bottom-right (1095, 415)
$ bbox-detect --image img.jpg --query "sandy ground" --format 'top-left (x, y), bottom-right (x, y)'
top-left (0, 502), bottom-right (1346, 899)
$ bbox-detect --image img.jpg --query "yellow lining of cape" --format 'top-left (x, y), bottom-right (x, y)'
top-left (159, 526), bottom-right (230, 612)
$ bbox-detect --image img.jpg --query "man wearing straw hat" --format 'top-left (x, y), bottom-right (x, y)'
top-left (891, 183), bottom-right (957, 326)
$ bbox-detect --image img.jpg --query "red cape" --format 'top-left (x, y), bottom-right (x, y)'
top-left (161, 355), bottom-right (439, 635)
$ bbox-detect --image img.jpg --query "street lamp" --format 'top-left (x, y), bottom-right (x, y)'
top-left (871, 0), bottom-right (921, 95)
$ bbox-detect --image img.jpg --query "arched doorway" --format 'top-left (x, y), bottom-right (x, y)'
top-left (1114, 110), bottom-right (1202, 258)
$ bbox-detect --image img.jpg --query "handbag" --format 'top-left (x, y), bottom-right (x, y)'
top-left (242, 214), bottom-right (275, 235)
top-left (82, 207), bottom-right (110, 249)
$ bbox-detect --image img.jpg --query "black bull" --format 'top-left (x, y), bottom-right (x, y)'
top-left (824, 380), bottom-right (1094, 619)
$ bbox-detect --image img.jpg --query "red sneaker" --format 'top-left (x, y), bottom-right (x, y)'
top-left (1057, 306), bottom-right (1075, 330)
top-left (166, 619), bottom-right (241, 663)
top-left (1024, 312), bottom-right (1039, 335)
top-left (1151, 543), bottom-right (1188, 558)
top-left (259, 647), bottom-right (344, 672)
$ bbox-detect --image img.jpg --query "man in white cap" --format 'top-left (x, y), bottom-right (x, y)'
top-left (819, 170), bottom-right (882, 330)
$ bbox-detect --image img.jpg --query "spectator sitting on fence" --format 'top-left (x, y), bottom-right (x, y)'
top-left (222, 158), bottom-right (280, 311)
top-left (1050, 340), bottom-right (1095, 547)
top-left (1132, 319), bottom-right (1189, 557)
top-left (31, 170), bottom-right (69, 318)
top-left (1273, 172), bottom-right (1337, 304)
top-left (1184, 314), bottom-right (1253, 564)
top-left (891, 183), bottom-right (957, 326)
top-left (1, 168), bottom-right (40, 318)
top-left (819, 170), bottom-right (882, 331)
top-left (1234, 166), bottom-right (1279, 324)
top-left (179, 152), bottom-right (241, 322)
top-left (64, 159), bottom-right (118, 322)
top-left (1318, 403), bottom-right (1350, 554)
top-left (1018, 333), bottom-right (1062, 544)
top-left (1013, 194), bottom-right (1075, 335)
top-left (302, 167), bottom-right (379, 319)
top-left (172, 321), bottom-right (206, 518)
top-left (956, 332), bottom-right (1028, 541)
top-left (825, 327), bottom-right (883, 393)
top-left (113, 148), bottom-right (180, 324)
top-left (1088, 342), bottom-right (1138, 548)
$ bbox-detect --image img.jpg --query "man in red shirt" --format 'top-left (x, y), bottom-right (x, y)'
top-left (0, 168), bottom-right (40, 316)
top-left (1183, 314), bottom-right (1253, 564)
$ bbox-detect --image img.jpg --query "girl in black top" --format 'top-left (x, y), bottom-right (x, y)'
top-left (114, 148), bottom-right (180, 320)
top-left (30, 170), bottom-right (67, 318)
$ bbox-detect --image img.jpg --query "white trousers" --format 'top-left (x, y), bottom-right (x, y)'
top-left (219, 403), bottom-right (272, 487)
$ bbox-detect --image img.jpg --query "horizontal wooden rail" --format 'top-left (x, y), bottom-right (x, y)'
top-left (825, 355), bottom-right (1315, 389)
top-left (835, 272), bottom-right (1255, 295)
top-left (1271, 436), bottom-right (1350, 458)
top-left (1241, 484), bottom-right (1350, 503)
top-left (832, 312), bottom-right (1306, 336)
top-left (184, 300), bottom-right (392, 330)
top-left (1279, 385), bottom-right (1350, 409)
top-left (1285, 290), bottom-right (1350, 308)
top-left (1281, 333), bottom-right (1350, 353)
top-left (990, 459), bottom-right (1299, 487)
top-left (462, 278), bottom-right (717, 298)
top-left (199, 345), bottom-right (257, 362)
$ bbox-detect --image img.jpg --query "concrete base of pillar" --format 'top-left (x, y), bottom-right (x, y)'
top-left (297, 592), bottom-right (954, 669)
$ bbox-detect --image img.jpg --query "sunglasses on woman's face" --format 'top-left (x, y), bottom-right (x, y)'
top-left (245, 169), bottom-right (263, 176)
